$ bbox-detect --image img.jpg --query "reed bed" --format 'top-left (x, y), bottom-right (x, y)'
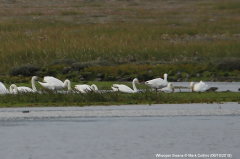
top-left (0, 0), bottom-right (240, 74)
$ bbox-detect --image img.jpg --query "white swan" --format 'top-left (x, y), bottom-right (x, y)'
top-left (38, 76), bottom-right (71, 90)
top-left (111, 78), bottom-right (139, 93)
top-left (0, 82), bottom-right (10, 94)
top-left (9, 76), bottom-right (39, 93)
top-left (145, 73), bottom-right (168, 90)
top-left (190, 81), bottom-right (208, 92)
top-left (75, 84), bottom-right (98, 93)
top-left (159, 82), bottom-right (174, 93)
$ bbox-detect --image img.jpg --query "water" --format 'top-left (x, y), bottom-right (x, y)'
top-left (103, 81), bottom-right (239, 93)
top-left (1, 103), bottom-right (240, 159)
top-left (171, 82), bottom-right (240, 92)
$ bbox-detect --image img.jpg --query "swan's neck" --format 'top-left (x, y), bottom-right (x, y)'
top-left (63, 80), bottom-right (72, 90)
top-left (132, 80), bottom-right (138, 92)
top-left (167, 83), bottom-right (171, 88)
top-left (168, 83), bottom-right (174, 91)
top-left (9, 85), bottom-right (14, 93)
top-left (31, 77), bottom-right (37, 92)
top-left (164, 74), bottom-right (168, 81)
top-left (9, 84), bottom-right (18, 93)
top-left (91, 84), bottom-right (98, 92)
top-left (190, 82), bottom-right (194, 91)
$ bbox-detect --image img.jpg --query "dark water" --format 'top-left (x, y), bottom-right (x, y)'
top-left (0, 104), bottom-right (240, 159)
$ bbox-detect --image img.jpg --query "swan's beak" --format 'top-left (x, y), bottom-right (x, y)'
top-left (172, 88), bottom-right (175, 92)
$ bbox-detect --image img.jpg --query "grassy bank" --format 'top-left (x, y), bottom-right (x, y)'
top-left (0, 91), bottom-right (239, 107)
top-left (1, 79), bottom-right (239, 107)
top-left (0, 0), bottom-right (240, 74)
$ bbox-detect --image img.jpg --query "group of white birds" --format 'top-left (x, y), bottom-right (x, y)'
top-left (145, 73), bottom-right (208, 93)
top-left (0, 76), bottom-right (98, 94)
top-left (0, 73), bottom-right (209, 95)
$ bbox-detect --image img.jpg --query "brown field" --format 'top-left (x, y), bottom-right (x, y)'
top-left (1, 0), bottom-right (240, 24)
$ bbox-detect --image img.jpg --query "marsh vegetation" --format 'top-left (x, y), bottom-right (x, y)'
top-left (0, 0), bottom-right (240, 73)
top-left (0, 90), bottom-right (239, 107)
top-left (0, 0), bottom-right (240, 106)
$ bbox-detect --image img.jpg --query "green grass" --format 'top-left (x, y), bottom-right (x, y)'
top-left (215, 1), bottom-right (240, 10)
top-left (0, 91), bottom-right (239, 107)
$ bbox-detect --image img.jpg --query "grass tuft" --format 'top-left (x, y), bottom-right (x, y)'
top-left (0, 91), bottom-right (239, 107)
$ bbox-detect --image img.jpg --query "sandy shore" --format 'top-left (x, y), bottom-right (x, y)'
top-left (1, 102), bottom-right (240, 121)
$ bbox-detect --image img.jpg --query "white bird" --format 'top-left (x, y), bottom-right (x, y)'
top-left (0, 82), bottom-right (10, 94)
top-left (38, 76), bottom-right (71, 90)
top-left (190, 81), bottom-right (208, 92)
top-left (145, 73), bottom-right (168, 91)
top-left (111, 78), bottom-right (139, 93)
top-left (9, 76), bottom-right (39, 94)
top-left (159, 82), bottom-right (174, 93)
top-left (75, 84), bottom-right (98, 93)
top-left (111, 86), bottom-right (118, 92)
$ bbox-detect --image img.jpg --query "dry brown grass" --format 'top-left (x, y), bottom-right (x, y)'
top-left (1, 0), bottom-right (239, 23)
top-left (0, 0), bottom-right (240, 73)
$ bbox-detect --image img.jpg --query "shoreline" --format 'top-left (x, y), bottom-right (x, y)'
top-left (1, 102), bottom-right (239, 121)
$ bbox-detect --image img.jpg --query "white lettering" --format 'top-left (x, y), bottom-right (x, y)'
top-left (172, 154), bottom-right (184, 157)
top-left (155, 154), bottom-right (171, 158)
top-left (198, 154), bottom-right (210, 157)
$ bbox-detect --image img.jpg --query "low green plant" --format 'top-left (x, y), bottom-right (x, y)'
top-left (0, 91), bottom-right (239, 107)
top-left (215, 58), bottom-right (240, 71)
top-left (8, 64), bottom-right (40, 77)
top-left (51, 59), bottom-right (78, 66)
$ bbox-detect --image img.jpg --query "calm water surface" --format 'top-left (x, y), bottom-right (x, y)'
top-left (171, 82), bottom-right (240, 92)
top-left (1, 103), bottom-right (240, 159)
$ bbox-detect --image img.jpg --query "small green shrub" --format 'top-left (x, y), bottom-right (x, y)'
top-left (71, 62), bottom-right (91, 71)
top-left (51, 59), bottom-right (78, 66)
top-left (39, 66), bottom-right (58, 77)
top-left (71, 61), bottom-right (114, 71)
top-left (8, 64), bottom-right (40, 77)
top-left (223, 72), bottom-right (229, 77)
top-left (65, 72), bottom-right (78, 79)
top-left (117, 69), bottom-right (123, 75)
top-left (137, 73), bottom-right (153, 81)
top-left (216, 58), bottom-right (240, 71)
top-left (104, 74), bottom-right (116, 81)
top-left (95, 61), bottom-right (115, 66)
top-left (168, 70), bottom-right (174, 76)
